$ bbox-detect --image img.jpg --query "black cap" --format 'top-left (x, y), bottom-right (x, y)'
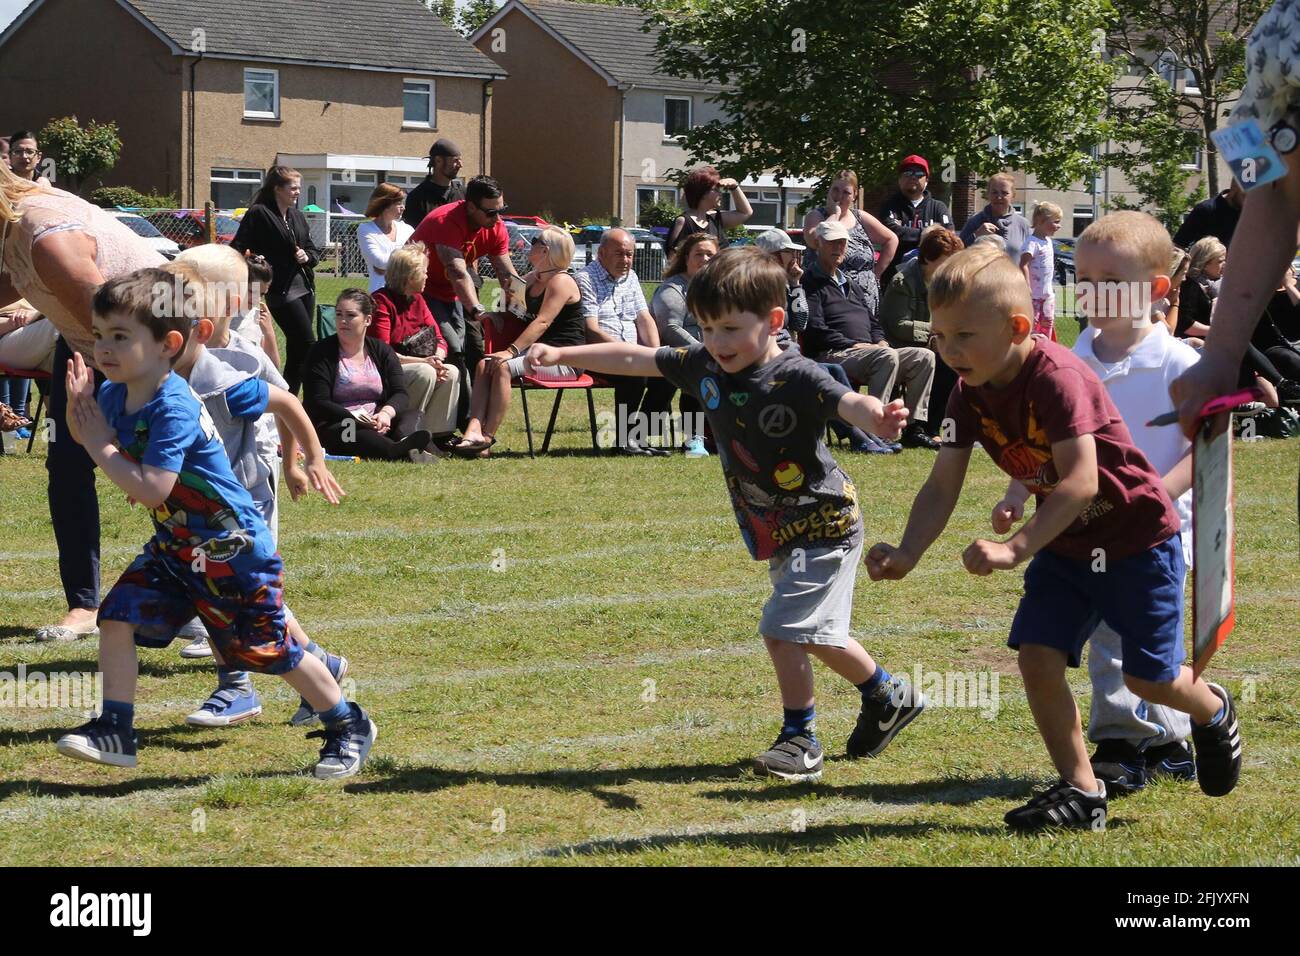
top-left (428, 138), bottom-right (462, 161)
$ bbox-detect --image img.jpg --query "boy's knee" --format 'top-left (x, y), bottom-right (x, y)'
top-left (1017, 644), bottom-right (1065, 681)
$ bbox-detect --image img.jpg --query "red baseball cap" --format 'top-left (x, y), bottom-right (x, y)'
top-left (899, 154), bottom-right (930, 175)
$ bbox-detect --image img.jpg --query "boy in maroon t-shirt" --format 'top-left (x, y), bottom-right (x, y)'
top-left (866, 244), bottom-right (1243, 833)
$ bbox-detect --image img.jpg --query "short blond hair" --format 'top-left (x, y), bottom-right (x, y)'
top-left (1077, 211), bottom-right (1173, 277)
top-left (1187, 235), bottom-right (1227, 278)
top-left (173, 244), bottom-right (249, 341)
top-left (929, 242), bottom-right (1032, 318)
top-left (535, 226), bottom-right (574, 271)
top-left (385, 242), bottom-right (429, 294)
top-left (1032, 201), bottom-right (1062, 226)
top-left (987, 172), bottom-right (1015, 195)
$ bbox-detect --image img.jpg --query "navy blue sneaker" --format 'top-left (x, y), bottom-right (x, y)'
top-left (846, 675), bottom-right (926, 758)
top-left (309, 703), bottom-right (376, 780)
top-left (290, 653), bottom-right (349, 727)
top-left (850, 433), bottom-right (896, 455)
top-left (57, 718), bottom-right (138, 768)
top-left (1090, 740), bottom-right (1147, 796)
top-left (753, 732), bottom-right (823, 782)
top-left (1145, 740), bottom-right (1196, 782)
top-left (186, 684), bottom-right (263, 727)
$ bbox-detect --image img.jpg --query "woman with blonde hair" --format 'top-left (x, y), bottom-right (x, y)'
top-left (0, 160), bottom-right (163, 641)
top-left (450, 226), bottom-right (587, 457)
top-left (357, 183), bottom-right (414, 294)
top-left (802, 170), bottom-right (899, 318)
top-left (1177, 236), bottom-right (1227, 340)
top-left (370, 242), bottom-right (460, 443)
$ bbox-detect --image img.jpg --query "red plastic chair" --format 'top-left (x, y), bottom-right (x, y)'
top-left (481, 314), bottom-right (606, 458)
top-left (0, 365), bottom-right (49, 454)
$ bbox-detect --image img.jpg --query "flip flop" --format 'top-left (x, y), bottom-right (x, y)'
top-left (449, 437), bottom-right (495, 458)
top-left (35, 622), bottom-right (100, 643)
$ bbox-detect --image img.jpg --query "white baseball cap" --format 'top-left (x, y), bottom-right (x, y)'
top-left (754, 228), bottom-right (805, 254)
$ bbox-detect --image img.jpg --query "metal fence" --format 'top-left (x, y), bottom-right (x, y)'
top-left (107, 204), bottom-right (233, 258)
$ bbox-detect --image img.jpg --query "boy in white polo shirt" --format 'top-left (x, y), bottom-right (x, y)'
top-left (992, 211), bottom-right (1200, 794)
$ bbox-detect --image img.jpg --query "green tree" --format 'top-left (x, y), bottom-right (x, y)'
top-left (423, 0), bottom-right (457, 28)
top-left (457, 0), bottom-right (500, 36)
top-left (1106, 0), bottom-right (1271, 197)
top-left (644, 0), bottom-right (1118, 194)
top-left (638, 198), bottom-right (683, 228)
top-left (38, 115), bottom-right (122, 195)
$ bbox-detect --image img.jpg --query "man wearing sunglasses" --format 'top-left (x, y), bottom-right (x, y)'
top-left (877, 154), bottom-right (952, 279)
top-left (409, 175), bottom-right (522, 429)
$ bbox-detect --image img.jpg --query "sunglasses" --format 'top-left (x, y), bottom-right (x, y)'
top-left (901, 169), bottom-right (926, 178)
top-left (477, 204), bottom-right (509, 218)
top-left (530, 236), bottom-right (546, 246)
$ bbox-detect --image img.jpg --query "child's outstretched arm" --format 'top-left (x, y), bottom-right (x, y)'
top-left (964, 434), bottom-right (1098, 575)
top-left (266, 385), bottom-right (345, 504)
top-left (525, 341), bottom-right (662, 378)
top-left (64, 354), bottom-right (177, 508)
top-left (837, 391), bottom-right (908, 440)
top-left (1162, 447), bottom-right (1193, 502)
top-left (991, 479), bottom-right (1032, 534)
top-left (866, 445), bottom-right (972, 580)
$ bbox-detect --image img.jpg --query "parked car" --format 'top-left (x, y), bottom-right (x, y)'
top-left (1052, 237), bottom-right (1076, 286)
top-left (144, 209), bottom-right (240, 249)
top-left (503, 214), bottom-right (552, 229)
top-left (110, 211), bottom-right (180, 259)
top-left (477, 221), bottom-right (538, 278)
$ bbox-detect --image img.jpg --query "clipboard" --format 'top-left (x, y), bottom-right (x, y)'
top-left (1191, 415), bottom-right (1235, 677)
top-left (504, 274), bottom-right (528, 319)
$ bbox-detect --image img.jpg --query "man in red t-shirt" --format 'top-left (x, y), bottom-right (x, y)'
top-left (865, 243), bottom-right (1242, 834)
top-left (409, 175), bottom-right (521, 428)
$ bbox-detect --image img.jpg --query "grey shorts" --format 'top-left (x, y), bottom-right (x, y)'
top-left (758, 539), bottom-right (863, 647)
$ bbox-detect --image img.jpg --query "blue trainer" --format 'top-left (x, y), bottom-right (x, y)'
top-left (683, 435), bottom-right (710, 458)
top-left (290, 653), bottom-right (349, 727)
top-left (310, 703), bottom-right (377, 780)
top-left (56, 718), bottom-right (138, 768)
top-left (186, 685), bottom-right (263, 727)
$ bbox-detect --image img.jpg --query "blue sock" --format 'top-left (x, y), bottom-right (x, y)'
top-left (782, 705), bottom-right (816, 741)
top-left (1198, 703), bottom-right (1226, 728)
top-left (317, 698), bottom-right (353, 729)
top-left (102, 699), bottom-right (134, 731)
top-left (303, 639), bottom-right (329, 665)
top-left (216, 666), bottom-right (252, 691)
top-left (857, 665), bottom-right (891, 697)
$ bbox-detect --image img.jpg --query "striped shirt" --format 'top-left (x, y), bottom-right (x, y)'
top-left (577, 260), bottom-right (648, 343)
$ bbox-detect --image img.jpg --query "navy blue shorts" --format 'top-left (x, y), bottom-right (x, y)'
top-left (1008, 534), bottom-right (1185, 683)
top-left (99, 546), bottom-right (302, 676)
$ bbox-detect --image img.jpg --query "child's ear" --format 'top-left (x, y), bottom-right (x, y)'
top-left (163, 329), bottom-right (186, 358)
top-left (1010, 312), bottom-right (1032, 342)
top-left (769, 306), bottom-right (786, 332)
top-left (1151, 274), bottom-right (1171, 301)
top-left (194, 318), bottom-right (216, 345)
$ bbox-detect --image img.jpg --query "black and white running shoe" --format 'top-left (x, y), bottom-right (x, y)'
top-left (1090, 740), bottom-right (1147, 796)
top-left (1004, 779), bottom-right (1108, 833)
top-left (846, 675), bottom-right (925, 759)
top-left (753, 733), bottom-right (824, 782)
top-left (1145, 740), bottom-right (1196, 783)
top-left (1192, 683), bottom-right (1242, 797)
top-left (56, 718), bottom-right (138, 768)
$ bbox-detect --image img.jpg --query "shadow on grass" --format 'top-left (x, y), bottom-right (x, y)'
top-left (0, 765), bottom-right (295, 802)
top-left (0, 655), bottom-right (189, 679)
top-left (701, 773), bottom-right (1041, 807)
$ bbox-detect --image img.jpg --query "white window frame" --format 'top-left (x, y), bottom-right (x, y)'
top-left (664, 96), bottom-right (692, 141)
top-left (1180, 146), bottom-right (1203, 171)
top-left (636, 185), bottom-right (678, 224)
top-left (403, 78), bottom-right (436, 129)
top-left (243, 68), bottom-right (280, 120)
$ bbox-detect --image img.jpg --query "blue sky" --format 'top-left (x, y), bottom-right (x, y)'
top-left (0, 0), bottom-right (30, 31)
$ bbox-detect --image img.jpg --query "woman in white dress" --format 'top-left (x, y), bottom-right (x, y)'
top-left (356, 183), bottom-right (414, 294)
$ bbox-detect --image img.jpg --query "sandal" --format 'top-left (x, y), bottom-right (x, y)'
top-left (35, 621), bottom-right (100, 643)
top-left (1, 402), bottom-right (33, 432)
top-left (449, 436), bottom-right (496, 458)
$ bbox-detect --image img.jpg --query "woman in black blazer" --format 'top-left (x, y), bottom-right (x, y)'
top-left (232, 165), bottom-right (322, 393)
top-left (302, 290), bottom-right (435, 461)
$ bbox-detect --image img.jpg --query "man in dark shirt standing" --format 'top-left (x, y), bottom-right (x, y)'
top-left (878, 154), bottom-right (952, 277)
top-left (802, 220), bottom-right (939, 449)
top-left (403, 139), bottom-right (466, 228)
top-left (1172, 180), bottom-right (1243, 249)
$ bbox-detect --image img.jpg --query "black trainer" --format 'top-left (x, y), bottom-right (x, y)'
top-left (1005, 779), bottom-right (1108, 833)
top-left (900, 423), bottom-right (941, 450)
top-left (1145, 740), bottom-right (1197, 783)
top-left (753, 732), bottom-right (823, 782)
top-left (1090, 739), bottom-right (1147, 796)
top-left (845, 675), bottom-right (925, 759)
top-left (1191, 683), bottom-right (1242, 797)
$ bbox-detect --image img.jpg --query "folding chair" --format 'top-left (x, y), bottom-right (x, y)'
top-left (316, 303), bottom-right (337, 340)
top-left (0, 365), bottom-right (49, 455)
top-left (481, 315), bottom-right (603, 458)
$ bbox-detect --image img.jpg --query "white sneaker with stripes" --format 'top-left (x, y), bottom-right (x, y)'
top-left (56, 718), bottom-right (138, 768)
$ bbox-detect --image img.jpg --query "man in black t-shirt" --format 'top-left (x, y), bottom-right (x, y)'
top-left (403, 139), bottom-right (466, 228)
top-left (1172, 181), bottom-right (1243, 250)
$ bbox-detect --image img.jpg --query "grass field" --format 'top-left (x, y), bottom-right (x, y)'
top-left (1, 310), bottom-right (1297, 866)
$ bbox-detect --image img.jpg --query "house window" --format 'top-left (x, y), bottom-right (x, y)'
top-left (1157, 54), bottom-right (1200, 95)
top-left (210, 168), bottom-right (262, 208)
top-left (987, 134), bottom-right (1023, 159)
top-left (403, 79), bottom-right (435, 128)
top-left (664, 97), bottom-right (692, 140)
top-left (636, 186), bottom-right (678, 224)
top-left (244, 69), bottom-right (279, 119)
top-left (1180, 146), bottom-right (1203, 171)
top-left (383, 174), bottom-right (422, 190)
top-left (1072, 204), bottom-right (1094, 238)
top-left (329, 171), bottom-right (378, 213)
top-left (742, 188), bottom-right (782, 227)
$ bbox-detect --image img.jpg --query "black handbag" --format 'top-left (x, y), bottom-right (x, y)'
top-left (398, 324), bottom-right (442, 358)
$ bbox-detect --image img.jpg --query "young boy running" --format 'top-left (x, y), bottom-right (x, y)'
top-left (54, 267), bottom-right (376, 779)
top-left (866, 242), bottom-right (1242, 831)
top-left (526, 247), bottom-right (923, 781)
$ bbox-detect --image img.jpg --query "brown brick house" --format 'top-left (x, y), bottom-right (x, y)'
top-left (0, 0), bottom-right (506, 211)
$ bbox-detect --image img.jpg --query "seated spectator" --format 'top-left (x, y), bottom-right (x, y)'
top-left (756, 227), bottom-right (895, 454)
top-left (1176, 236), bottom-right (1225, 341)
top-left (452, 227), bottom-right (588, 459)
top-left (369, 244), bottom-right (460, 444)
top-left (0, 298), bottom-right (57, 436)
top-left (650, 232), bottom-right (719, 457)
top-left (1255, 267), bottom-right (1300, 388)
top-left (959, 172), bottom-right (1030, 258)
top-left (803, 170), bottom-right (898, 316)
top-left (880, 225), bottom-right (965, 436)
top-left (665, 165), bottom-right (752, 256)
top-left (302, 289), bottom-right (435, 462)
top-left (578, 228), bottom-right (669, 456)
top-left (802, 219), bottom-right (939, 450)
top-left (357, 184), bottom-right (415, 294)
